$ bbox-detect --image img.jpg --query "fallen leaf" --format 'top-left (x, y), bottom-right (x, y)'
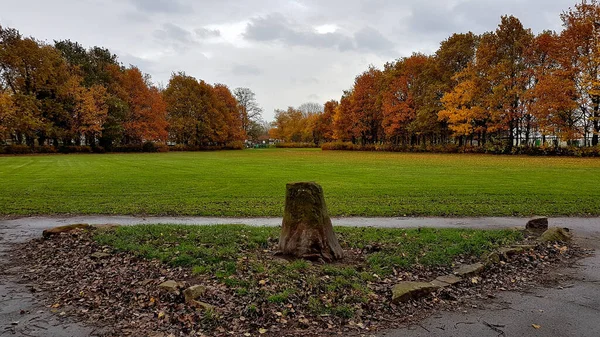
top-left (532, 324), bottom-right (541, 329)
top-left (259, 328), bottom-right (268, 334)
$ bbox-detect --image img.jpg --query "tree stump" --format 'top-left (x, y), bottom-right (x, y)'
top-left (279, 182), bottom-right (344, 262)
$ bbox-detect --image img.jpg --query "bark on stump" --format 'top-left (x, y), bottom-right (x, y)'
top-left (279, 182), bottom-right (344, 262)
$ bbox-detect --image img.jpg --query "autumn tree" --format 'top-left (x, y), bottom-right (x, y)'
top-left (440, 18), bottom-right (534, 147)
top-left (164, 73), bottom-right (243, 146)
top-left (381, 54), bottom-right (431, 145)
top-left (349, 66), bottom-right (384, 144)
top-left (118, 67), bottom-right (168, 144)
top-left (312, 100), bottom-right (337, 143)
top-left (439, 66), bottom-right (490, 142)
top-left (234, 87), bottom-right (262, 137)
top-left (419, 33), bottom-right (478, 144)
top-left (560, 0), bottom-right (600, 145)
top-left (59, 74), bottom-right (109, 145)
top-left (271, 107), bottom-right (309, 142)
top-left (55, 40), bottom-right (125, 148)
top-left (523, 31), bottom-right (579, 144)
top-left (0, 90), bottom-right (14, 141)
top-left (0, 26), bottom-right (83, 146)
top-left (332, 92), bottom-right (354, 142)
top-left (213, 84), bottom-right (246, 143)
top-left (478, 16), bottom-right (534, 147)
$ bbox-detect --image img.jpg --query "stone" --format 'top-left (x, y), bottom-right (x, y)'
top-left (90, 252), bottom-right (110, 259)
top-left (42, 224), bottom-right (93, 238)
top-left (434, 274), bottom-right (462, 286)
top-left (191, 300), bottom-right (215, 311)
top-left (391, 282), bottom-right (441, 303)
top-left (158, 280), bottom-right (181, 293)
top-left (183, 285), bottom-right (206, 303)
top-left (454, 263), bottom-right (485, 277)
top-left (279, 182), bottom-right (344, 262)
top-left (526, 217), bottom-right (549, 231)
top-left (483, 252), bottom-right (500, 265)
top-left (539, 227), bottom-right (573, 242)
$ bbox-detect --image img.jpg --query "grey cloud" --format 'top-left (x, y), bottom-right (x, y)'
top-left (154, 23), bottom-right (195, 44)
top-left (354, 26), bottom-right (394, 53)
top-left (232, 64), bottom-right (262, 76)
top-left (291, 77), bottom-right (319, 85)
top-left (195, 28), bottom-right (221, 39)
top-left (129, 0), bottom-right (192, 14)
top-left (406, 4), bottom-right (463, 36)
top-left (243, 13), bottom-right (392, 53)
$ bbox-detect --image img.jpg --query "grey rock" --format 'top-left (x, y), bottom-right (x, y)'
top-left (454, 263), bottom-right (485, 277)
top-left (483, 252), bottom-right (500, 265)
top-left (391, 282), bottom-right (441, 303)
top-left (183, 285), bottom-right (206, 303)
top-left (434, 274), bottom-right (463, 286)
top-left (526, 217), bottom-right (549, 231)
top-left (539, 227), bottom-right (573, 242)
top-left (90, 252), bottom-right (110, 259)
top-left (158, 280), bottom-right (181, 293)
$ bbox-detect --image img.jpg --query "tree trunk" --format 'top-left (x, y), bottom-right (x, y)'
top-left (279, 182), bottom-right (344, 262)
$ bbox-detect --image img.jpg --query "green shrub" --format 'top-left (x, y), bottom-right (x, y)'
top-left (275, 142), bottom-right (318, 148)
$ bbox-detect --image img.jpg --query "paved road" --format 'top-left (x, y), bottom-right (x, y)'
top-left (1, 216), bottom-right (598, 336)
top-left (1, 215), bottom-right (599, 230)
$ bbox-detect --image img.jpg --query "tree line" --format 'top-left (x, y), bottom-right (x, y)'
top-left (271, 1), bottom-right (600, 150)
top-left (0, 26), bottom-right (266, 151)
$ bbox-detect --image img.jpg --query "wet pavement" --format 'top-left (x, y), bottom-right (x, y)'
top-left (0, 220), bottom-right (98, 336)
top-left (1, 215), bottom-right (599, 230)
top-left (1, 216), bottom-right (598, 336)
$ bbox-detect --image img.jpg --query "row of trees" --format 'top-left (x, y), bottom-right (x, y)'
top-left (271, 1), bottom-right (600, 148)
top-left (0, 26), bottom-right (265, 149)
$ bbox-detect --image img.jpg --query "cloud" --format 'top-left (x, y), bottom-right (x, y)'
top-left (154, 23), bottom-right (195, 45)
top-left (405, 3), bottom-right (463, 36)
top-left (232, 64), bottom-right (262, 76)
top-left (195, 27), bottom-right (221, 39)
top-left (243, 13), bottom-right (393, 54)
top-left (128, 0), bottom-right (192, 14)
top-left (354, 26), bottom-right (394, 53)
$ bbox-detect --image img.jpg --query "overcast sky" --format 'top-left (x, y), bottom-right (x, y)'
top-left (1, 0), bottom-right (574, 121)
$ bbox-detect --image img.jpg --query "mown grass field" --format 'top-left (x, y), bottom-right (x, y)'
top-left (1, 149), bottom-right (599, 216)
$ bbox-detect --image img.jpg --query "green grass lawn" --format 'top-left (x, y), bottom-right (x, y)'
top-left (1, 149), bottom-right (599, 216)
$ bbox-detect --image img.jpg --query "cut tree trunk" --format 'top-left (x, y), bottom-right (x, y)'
top-left (279, 182), bottom-right (344, 262)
